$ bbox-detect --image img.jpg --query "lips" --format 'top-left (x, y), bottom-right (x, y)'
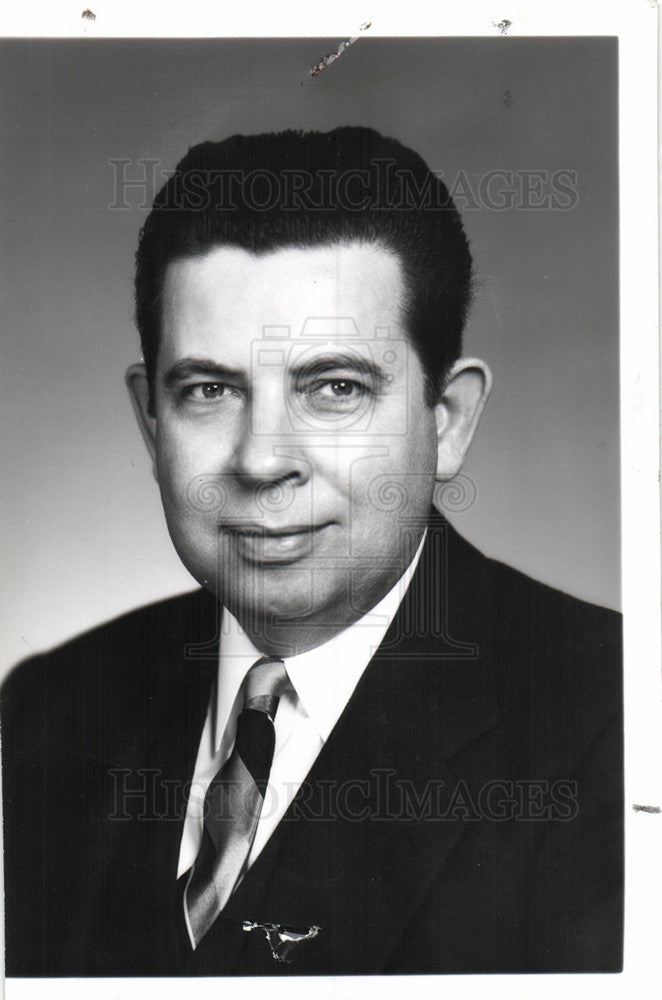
top-left (223, 523), bottom-right (330, 564)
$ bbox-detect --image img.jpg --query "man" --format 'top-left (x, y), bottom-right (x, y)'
top-left (1, 127), bottom-right (623, 976)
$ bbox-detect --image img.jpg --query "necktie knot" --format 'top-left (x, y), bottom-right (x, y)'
top-left (243, 656), bottom-right (288, 719)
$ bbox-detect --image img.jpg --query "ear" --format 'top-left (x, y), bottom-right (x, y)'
top-left (126, 364), bottom-right (157, 474)
top-left (434, 358), bottom-right (492, 480)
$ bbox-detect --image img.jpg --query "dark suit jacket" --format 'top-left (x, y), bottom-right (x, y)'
top-left (1, 513), bottom-right (623, 976)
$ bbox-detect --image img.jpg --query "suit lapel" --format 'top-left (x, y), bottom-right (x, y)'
top-left (220, 513), bottom-right (501, 972)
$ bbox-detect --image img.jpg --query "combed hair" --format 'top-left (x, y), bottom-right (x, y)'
top-left (135, 127), bottom-right (473, 405)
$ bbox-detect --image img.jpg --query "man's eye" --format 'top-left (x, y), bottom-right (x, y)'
top-left (302, 378), bottom-right (371, 414)
top-left (320, 380), bottom-right (360, 397)
top-left (185, 383), bottom-right (239, 401)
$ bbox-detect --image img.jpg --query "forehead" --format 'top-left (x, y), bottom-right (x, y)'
top-left (160, 241), bottom-right (406, 360)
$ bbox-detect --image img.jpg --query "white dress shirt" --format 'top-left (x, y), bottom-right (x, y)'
top-left (177, 529), bottom-right (427, 880)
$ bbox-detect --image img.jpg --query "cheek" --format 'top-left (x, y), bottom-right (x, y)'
top-left (406, 406), bottom-right (439, 473)
top-left (154, 448), bottom-right (204, 535)
top-left (155, 421), bottom-right (215, 487)
top-left (341, 437), bottom-right (437, 525)
top-left (154, 438), bottom-right (185, 495)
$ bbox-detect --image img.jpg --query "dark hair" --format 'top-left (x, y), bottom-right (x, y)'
top-left (135, 127), bottom-right (473, 405)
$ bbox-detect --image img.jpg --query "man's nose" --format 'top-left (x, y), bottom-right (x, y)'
top-left (233, 395), bottom-right (309, 486)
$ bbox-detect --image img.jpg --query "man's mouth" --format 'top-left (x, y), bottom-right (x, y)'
top-left (223, 523), bottom-right (330, 564)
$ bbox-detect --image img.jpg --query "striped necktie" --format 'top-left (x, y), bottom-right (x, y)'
top-left (184, 656), bottom-right (288, 949)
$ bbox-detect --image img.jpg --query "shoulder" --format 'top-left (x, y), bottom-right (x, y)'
top-left (480, 538), bottom-right (620, 647)
top-left (1, 588), bottom-right (217, 725)
top-left (441, 512), bottom-right (621, 648)
top-left (435, 515), bottom-right (622, 739)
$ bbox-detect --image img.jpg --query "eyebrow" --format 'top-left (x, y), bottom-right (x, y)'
top-left (289, 353), bottom-right (387, 382)
top-left (163, 352), bottom-right (389, 389)
top-left (163, 359), bottom-right (245, 389)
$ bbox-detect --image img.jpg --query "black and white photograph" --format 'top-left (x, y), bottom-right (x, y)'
top-left (0, 4), bottom-right (659, 997)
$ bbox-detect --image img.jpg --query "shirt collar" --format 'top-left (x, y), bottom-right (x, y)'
top-left (214, 528), bottom-right (427, 748)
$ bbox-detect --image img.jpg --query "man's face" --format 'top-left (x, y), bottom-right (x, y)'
top-left (149, 241), bottom-right (441, 648)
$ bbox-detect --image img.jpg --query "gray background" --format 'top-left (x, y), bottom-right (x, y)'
top-left (0, 37), bottom-right (620, 678)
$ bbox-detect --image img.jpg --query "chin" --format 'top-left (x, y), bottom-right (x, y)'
top-left (221, 566), bottom-right (315, 613)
